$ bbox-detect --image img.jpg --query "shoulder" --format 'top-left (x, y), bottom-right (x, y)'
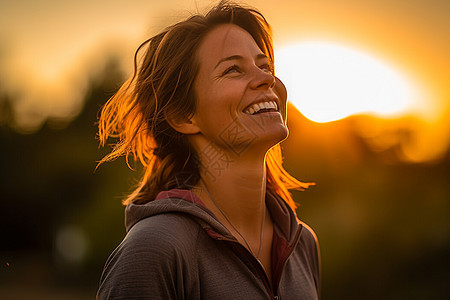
top-left (297, 220), bottom-right (320, 263)
top-left (110, 213), bottom-right (201, 270)
top-left (97, 214), bottom-right (200, 299)
top-left (297, 220), bottom-right (321, 294)
top-left (298, 220), bottom-right (319, 248)
top-left (127, 213), bottom-right (201, 251)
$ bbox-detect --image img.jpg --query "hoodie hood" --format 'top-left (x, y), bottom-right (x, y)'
top-left (125, 189), bottom-right (302, 246)
top-left (125, 189), bottom-right (233, 239)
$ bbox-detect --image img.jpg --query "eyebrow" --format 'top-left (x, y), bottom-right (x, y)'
top-left (214, 53), bottom-right (268, 70)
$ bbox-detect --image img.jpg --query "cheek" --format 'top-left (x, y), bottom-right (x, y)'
top-left (280, 102), bottom-right (287, 122)
top-left (200, 87), bottom-right (242, 116)
top-left (193, 76), bottom-right (248, 130)
top-left (194, 99), bottom-right (231, 132)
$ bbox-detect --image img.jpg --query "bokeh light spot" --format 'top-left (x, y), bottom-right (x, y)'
top-left (55, 225), bottom-right (88, 265)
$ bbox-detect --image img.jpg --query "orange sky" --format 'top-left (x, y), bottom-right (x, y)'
top-left (1, 0), bottom-right (449, 161)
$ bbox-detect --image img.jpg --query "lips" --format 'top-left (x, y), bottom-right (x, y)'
top-left (244, 100), bottom-right (279, 115)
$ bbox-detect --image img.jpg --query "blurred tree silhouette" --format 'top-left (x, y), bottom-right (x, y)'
top-left (0, 56), bottom-right (136, 297)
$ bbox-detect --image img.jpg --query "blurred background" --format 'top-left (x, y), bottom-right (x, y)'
top-left (0, 0), bottom-right (448, 299)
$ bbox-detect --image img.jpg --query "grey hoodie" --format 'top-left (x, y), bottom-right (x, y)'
top-left (97, 189), bottom-right (320, 299)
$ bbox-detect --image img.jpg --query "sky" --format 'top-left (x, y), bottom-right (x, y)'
top-left (1, 0), bottom-right (449, 161)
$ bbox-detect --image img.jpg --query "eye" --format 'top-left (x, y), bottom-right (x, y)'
top-left (222, 64), bottom-right (241, 75)
top-left (259, 63), bottom-right (272, 73)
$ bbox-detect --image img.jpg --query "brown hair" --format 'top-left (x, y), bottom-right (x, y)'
top-left (97, 1), bottom-right (312, 210)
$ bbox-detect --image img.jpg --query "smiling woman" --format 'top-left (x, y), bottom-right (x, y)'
top-left (96, 1), bottom-right (320, 299)
top-left (189, 24), bottom-right (289, 161)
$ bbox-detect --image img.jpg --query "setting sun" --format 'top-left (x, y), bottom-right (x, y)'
top-left (275, 42), bottom-right (422, 123)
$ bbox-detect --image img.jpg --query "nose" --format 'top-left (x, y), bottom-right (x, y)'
top-left (249, 67), bottom-right (275, 90)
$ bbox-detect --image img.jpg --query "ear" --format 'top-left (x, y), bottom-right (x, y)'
top-left (166, 114), bottom-right (200, 135)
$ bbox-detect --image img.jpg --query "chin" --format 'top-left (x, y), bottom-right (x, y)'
top-left (262, 124), bottom-right (289, 150)
top-left (276, 126), bottom-right (289, 144)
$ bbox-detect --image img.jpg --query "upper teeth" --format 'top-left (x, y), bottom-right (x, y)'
top-left (244, 101), bottom-right (278, 115)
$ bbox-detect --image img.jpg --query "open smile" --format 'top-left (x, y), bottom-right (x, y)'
top-left (243, 100), bottom-right (279, 115)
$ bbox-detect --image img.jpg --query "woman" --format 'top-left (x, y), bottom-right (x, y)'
top-left (97, 2), bottom-right (320, 299)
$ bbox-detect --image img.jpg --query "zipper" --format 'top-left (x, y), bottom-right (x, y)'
top-left (253, 254), bottom-right (274, 295)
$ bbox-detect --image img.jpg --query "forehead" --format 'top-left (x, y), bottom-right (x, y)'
top-left (196, 24), bottom-right (264, 68)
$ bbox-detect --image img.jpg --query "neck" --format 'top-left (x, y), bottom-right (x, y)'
top-left (195, 146), bottom-right (268, 237)
top-left (190, 137), bottom-right (274, 268)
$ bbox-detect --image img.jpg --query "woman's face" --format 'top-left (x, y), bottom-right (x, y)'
top-left (192, 24), bottom-right (288, 157)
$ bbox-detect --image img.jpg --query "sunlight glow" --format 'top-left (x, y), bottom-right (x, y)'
top-left (275, 42), bottom-right (421, 123)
